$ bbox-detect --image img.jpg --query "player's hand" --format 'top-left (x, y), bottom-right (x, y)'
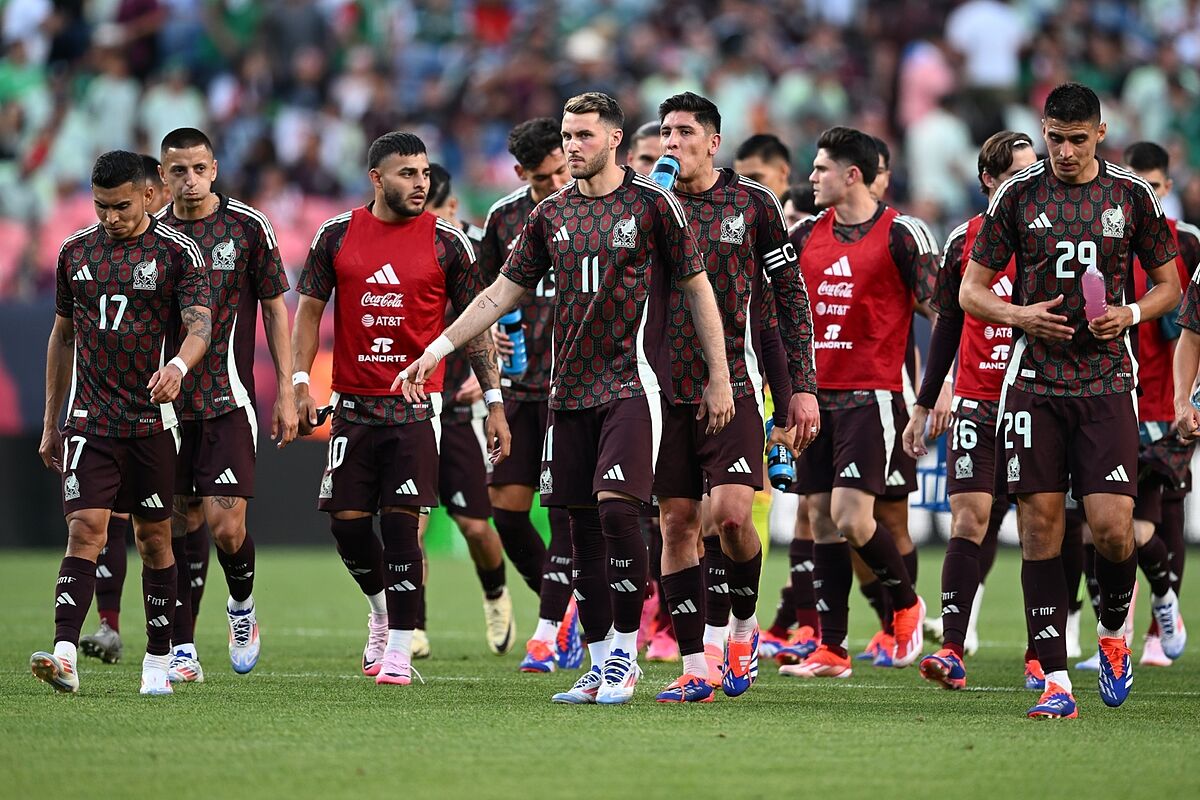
top-left (786, 392), bottom-right (820, 453)
top-left (392, 351), bottom-right (440, 402)
top-left (698, 378), bottom-right (735, 435)
top-left (1014, 295), bottom-right (1073, 341)
top-left (1089, 304), bottom-right (1135, 342)
top-left (903, 405), bottom-right (931, 458)
top-left (273, 390), bottom-right (299, 448)
top-left (1175, 400), bottom-right (1200, 443)
top-left (296, 386), bottom-right (319, 437)
top-left (456, 373), bottom-right (483, 405)
top-left (484, 403), bottom-right (511, 465)
top-left (147, 362), bottom-right (184, 404)
top-left (930, 380), bottom-right (954, 440)
top-left (492, 324), bottom-right (515, 358)
top-left (39, 425), bottom-right (63, 472)
top-left (766, 419), bottom-right (793, 453)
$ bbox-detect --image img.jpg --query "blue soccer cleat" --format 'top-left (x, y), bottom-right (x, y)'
top-left (1027, 682), bottom-right (1078, 719)
top-left (1097, 635), bottom-right (1133, 707)
top-left (722, 628), bottom-right (759, 697)
top-left (519, 639), bottom-right (557, 673)
top-left (1024, 658), bottom-right (1046, 691)
top-left (655, 673), bottom-right (714, 703)
top-left (556, 601), bottom-right (584, 670)
top-left (919, 648), bottom-right (966, 690)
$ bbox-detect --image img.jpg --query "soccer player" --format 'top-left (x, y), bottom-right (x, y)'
top-left (960, 83), bottom-right (1181, 718)
top-left (477, 118), bottom-right (584, 673)
top-left (779, 126), bottom-right (935, 680)
top-left (293, 132), bottom-right (508, 686)
top-left (399, 92), bottom-right (734, 705)
top-left (626, 121), bottom-right (662, 175)
top-left (650, 92), bottom-right (818, 703)
top-left (781, 182), bottom-right (816, 228)
top-left (153, 127), bottom-right (295, 683)
top-left (33, 150), bottom-right (211, 695)
top-left (902, 131), bottom-right (1038, 689)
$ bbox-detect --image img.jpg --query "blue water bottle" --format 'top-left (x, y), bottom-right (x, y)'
top-left (499, 308), bottom-right (527, 377)
top-left (649, 154), bottom-right (680, 191)
top-left (765, 419), bottom-right (795, 491)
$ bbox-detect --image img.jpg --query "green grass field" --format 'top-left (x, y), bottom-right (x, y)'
top-left (1, 546), bottom-right (1198, 799)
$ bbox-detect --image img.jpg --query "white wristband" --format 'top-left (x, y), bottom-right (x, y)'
top-left (484, 389), bottom-right (503, 406)
top-left (1128, 303), bottom-right (1142, 326)
top-left (167, 356), bottom-right (188, 377)
top-left (292, 371), bottom-right (311, 386)
top-left (427, 334), bottom-right (455, 363)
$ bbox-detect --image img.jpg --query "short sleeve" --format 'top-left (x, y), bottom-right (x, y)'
top-left (970, 188), bottom-right (1018, 271)
top-left (1179, 266), bottom-right (1200, 334)
top-left (1132, 184), bottom-right (1179, 272)
top-left (500, 210), bottom-right (551, 290)
top-left (55, 243), bottom-right (74, 317)
top-left (437, 222), bottom-right (484, 315)
top-left (249, 214), bottom-right (289, 300)
top-left (890, 215), bottom-right (938, 303)
top-left (931, 229), bottom-right (967, 320)
top-left (175, 238), bottom-right (211, 312)
top-left (297, 218), bottom-right (345, 301)
top-left (652, 191), bottom-right (704, 280)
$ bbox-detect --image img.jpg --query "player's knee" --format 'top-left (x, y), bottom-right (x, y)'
top-left (455, 517), bottom-right (492, 543)
top-left (66, 519), bottom-right (108, 552)
top-left (951, 507), bottom-right (990, 545)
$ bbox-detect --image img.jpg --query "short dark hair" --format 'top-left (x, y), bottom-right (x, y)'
top-left (1124, 141), bottom-right (1170, 174)
top-left (1043, 82), bottom-right (1102, 124)
top-left (631, 121), bottom-right (660, 145)
top-left (977, 131), bottom-right (1036, 194)
top-left (140, 154), bottom-right (166, 187)
top-left (735, 133), bottom-right (791, 165)
top-left (658, 91), bottom-right (721, 134)
top-left (368, 131), bottom-right (427, 170)
top-left (563, 92), bottom-right (624, 129)
top-left (872, 136), bottom-right (891, 170)
top-left (782, 182), bottom-right (817, 216)
top-left (427, 163), bottom-right (452, 208)
top-left (92, 150), bottom-right (145, 189)
top-left (816, 126), bottom-right (878, 185)
top-left (508, 118), bottom-right (563, 170)
top-left (160, 127), bottom-right (214, 158)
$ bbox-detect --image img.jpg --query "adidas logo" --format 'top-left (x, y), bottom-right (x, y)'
top-left (823, 255), bottom-right (852, 277)
top-left (1105, 466), bottom-right (1130, 483)
top-left (543, 571), bottom-right (570, 585)
top-left (708, 582), bottom-right (730, 595)
top-left (450, 491), bottom-right (466, 507)
top-left (993, 274), bottom-right (1014, 298)
top-left (215, 468), bottom-right (238, 485)
top-left (672, 599), bottom-right (698, 615)
top-left (572, 588), bottom-right (586, 602)
top-left (141, 493), bottom-right (164, 509)
top-left (389, 580), bottom-right (418, 592)
top-left (72, 265), bottom-right (93, 282)
top-left (96, 566), bottom-right (112, 579)
top-left (727, 457), bottom-right (753, 474)
top-left (148, 615), bottom-right (170, 628)
top-left (839, 463), bottom-right (861, 479)
top-left (395, 479), bottom-right (418, 495)
top-left (791, 560), bottom-right (814, 574)
top-left (942, 604), bottom-right (961, 615)
top-left (610, 579), bottom-right (640, 593)
top-left (553, 227), bottom-right (570, 244)
top-left (1027, 212), bottom-right (1053, 230)
top-left (602, 464), bottom-right (626, 482)
top-left (886, 470), bottom-right (906, 487)
top-left (55, 592), bottom-right (76, 607)
top-left (815, 599), bottom-right (830, 612)
top-left (731, 587), bottom-right (756, 597)
top-left (1033, 625), bottom-right (1060, 641)
top-left (365, 263), bottom-right (401, 285)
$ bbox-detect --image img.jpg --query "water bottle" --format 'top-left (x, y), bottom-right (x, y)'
top-left (1190, 382), bottom-right (1200, 414)
top-left (498, 308), bottom-right (527, 377)
top-left (1082, 263), bottom-right (1108, 322)
top-left (765, 419), bottom-right (796, 491)
top-left (649, 154), bottom-right (681, 191)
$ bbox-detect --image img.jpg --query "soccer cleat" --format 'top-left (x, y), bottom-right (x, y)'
top-left (656, 673), bottom-right (715, 703)
top-left (1140, 635), bottom-right (1172, 667)
top-left (758, 629), bottom-right (790, 660)
top-left (646, 627), bottom-right (681, 662)
top-left (1065, 608), bottom-right (1082, 659)
top-left (703, 642), bottom-right (726, 686)
top-left (483, 587), bottom-right (516, 655)
top-left (1024, 658), bottom-right (1046, 691)
top-left (362, 612), bottom-right (388, 677)
top-left (557, 600), bottom-right (584, 669)
top-left (1027, 682), bottom-right (1078, 719)
top-left (551, 665), bottom-right (602, 704)
top-left (412, 628), bottom-right (431, 660)
top-left (167, 650), bottom-right (204, 683)
top-left (1097, 635), bottom-right (1133, 707)
top-left (519, 639), bottom-right (557, 673)
top-left (891, 597), bottom-right (926, 668)
top-left (227, 600), bottom-right (261, 674)
top-left (778, 644), bottom-right (852, 679)
top-left (923, 613), bottom-right (944, 643)
top-left (919, 648), bottom-right (966, 690)
top-left (79, 621), bottom-right (123, 664)
top-left (723, 628), bottom-right (760, 697)
top-left (1150, 591), bottom-right (1186, 660)
top-left (140, 657), bottom-right (173, 696)
top-left (776, 625), bottom-right (819, 665)
top-left (1125, 581), bottom-right (1138, 646)
top-left (856, 630), bottom-right (888, 661)
top-left (30, 651), bottom-right (79, 693)
top-left (596, 648), bottom-right (642, 705)
top-left (375, 650), bottom-right (414, 686)
top-left (1074, 652), bottom-right (1100, 671)
top-left (963, 628), bottom-right (980, 658)
top-left (872, 634), bottom-right (896, 668)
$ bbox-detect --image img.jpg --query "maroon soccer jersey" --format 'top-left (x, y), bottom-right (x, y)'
top-left (441, 222), bottom-right (486, 426)
top-left (299, 207), bottom-right (482, 426)
top-left (156, 195), bottom-right (289, 420)
top-left (479, 185), bottom-right (555, 403)
top-left (667, 169), bottom-right (816, 404)
top-left (970, 158), bottom-right (1178, 397)
top-left (500, 167), bottom-right (705, 410)
top-left (55, 219), bottom-right (209, 438)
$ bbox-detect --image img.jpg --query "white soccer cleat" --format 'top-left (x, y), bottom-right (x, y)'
top-left (167, 649), bottom-right (205, 683)
top-left (30, 651), bottom-right (79, 693)
top-left (412, 628), bottom-right (431, 659)
top-left (1150, 590), bottom-right (1187, 660)
top-left (227, 597), bottom-right (261, 674)
top-left (965, 583), bottom-right (984, 657)
top-left (1065, 608), bottom-right (1082, 659)
top-left (1074, 651), bottom-right (1101, 671)
top-left (140, 654), bottom-right (173, 696)
top-left (596, 648), bottom-right (642, 705)
top-left (483, 587), bottom-right (516, 655)
top-left (923, 613), bottom-right (944, 644)
top-left (551, 665), bottom-right (602, 704)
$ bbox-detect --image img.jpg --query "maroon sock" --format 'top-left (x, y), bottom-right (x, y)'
top-left (703, 535), bottom-right (732, 627)
top-left (660, 565), bottom-right (705, 655)
top-left (1159, 492), bottom-right (1186, 596)
top-left (902, 548), bottom-right (919, 588)
top-left (492, 508), bottom-right (546, 594)
top-left (598, 498), bottom-right (647, 634)
top-left (1137, 535), bottom-right (1173, 597)
top-left (380, 512), bottom-right (422, 630)
top-left (54, 556), bottom-right (97, 646)
top-left (1095, 549), bottom-right (1137, 633)
top-left (1062, 517), bottom-right (1084, 613)
top-left (538, 508), bottom-right (573, 621)
top-left (771, 586), bottom-right (795, 636)
top-left (216, 533), bottom-right (256, 602)
top-left (143, 564), bottom-right (177, 656)
top-left (476, 560), bottom-right (507, 600)
top-left (978, 499), bottom-right (1005, 582)
top-left (186, 522), bottom-right (210, 618)
top-left (939, 538), bottom-right (980, 652)
top-left (854, 524), bottom-right (917, 610)
top-left (330, 516), bottom-right (385, 596)
top-left (648, 522), bottom-right (673, 633)
top-left (171, 536), bottom-right (195, 645)
top-left (771, 539), bottom-right (803, 632)
top-left (814, 541), bottom-right (852, 653)
top-left (790, 539), bottom-right (819, 632)
top-left (1083, 543), bottom-right (1101, 621)
top-left (1021, 556), bottom-right (1068, 674)
top-left (570, 507), bottom-right (612, 644)
top-left (860, 579), bottom-right (893, 634)
top-left (95, 515), bottom-right (129, 630)
top-left (728, 548), bottom-right (763, 622)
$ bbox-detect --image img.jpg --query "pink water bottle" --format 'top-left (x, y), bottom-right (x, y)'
top-left (1082, 264), bottom-right (1108, 321)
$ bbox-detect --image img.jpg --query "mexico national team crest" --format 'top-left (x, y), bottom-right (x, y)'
top-left (64, 473), bottom-right (80, 501)
top-left (212, 240), bottom-right (237, 270)
top-left (133, 259), bottom-right (158, 290)
top-left (319, 472), bottom-right (333, 499)
top-left (1007, 454), bottom-right (1021, 483)
top-left (539, 468), bottom-right (553, 495)
top-left (1102, 207), bottom-right (1125, 238)
top-left (611, 217), bottom-right (638, 249)
top-left (955, 454), bottom-right (974, 480)
top-left (720, 213), bottom-right (745, 244)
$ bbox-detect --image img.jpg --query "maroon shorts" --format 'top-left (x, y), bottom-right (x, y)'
top-left (792, 391), bottom-right (905, 496)
top-left (947, 397), bottom-right (1002, 496)
top-left (175, 407), bottom-right (257, 498)
top-left (489, 399), bottom-right (549, 488)
top-left (540, 394), bottom-right (663, 506)
top-left (1138, 422), bottom-right (1195, 491)
top-left (438, 418), bottom-right (492, 519)
top-left (999, 388), bottom-right (1138, 498)
top-left (317, 415), bottom-right (440, 512)
top-left (654, 394), bottom-right (765, 500)
top-left (61, 427), bottom-right (180, 522)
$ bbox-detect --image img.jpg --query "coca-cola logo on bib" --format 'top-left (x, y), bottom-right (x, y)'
top-left (816, 281), bottom-right (853, 298)
top-left (361, 292), bottom-right (405, 308)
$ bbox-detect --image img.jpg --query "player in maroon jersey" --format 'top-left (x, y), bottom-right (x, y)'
top-left (33, 150), bottom-right (212, 695)
top-left (778, 127), bottom-right (936, 681)
top-left (399, 92), bottom-right (734, 705)
top-left (292, 132), bottom-right (509, 687)
top-left (961, 83), bottom-right (1182, 718)
top-left (626, 121), bottom-right (662, 175)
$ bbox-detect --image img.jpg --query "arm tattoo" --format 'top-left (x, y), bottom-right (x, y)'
top-left (182, 306), bottom-right (213, 347)
top-left (465, 330), bottom-right (500, 392)
top-left (475, 293), bottom-right (500, 310)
